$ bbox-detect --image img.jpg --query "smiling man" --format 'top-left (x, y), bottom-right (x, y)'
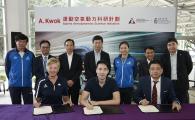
top-left (33, 40), bottom-right (54, 91)
top-left (80, 60), bottom-right (120, 110)
top-left (160, 38), bottom-right (193, 103)
top-left (84, 35), bottom-right (111, 80)
top-left (59, 39), bottom-right (82, 105)
top-left (138, 46), bottom-right (155, 78)
top-left (5, 33), bottom-right (35, 104)
top-left (134, 60), bottom-right (181, 111)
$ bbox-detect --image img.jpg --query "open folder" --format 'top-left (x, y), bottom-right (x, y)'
top-left (138, 105), bottom-right (159, 113)
top-left (33, 104), bottom-right (74, 115)
top-left (83, 105), bottom-right (124, 115)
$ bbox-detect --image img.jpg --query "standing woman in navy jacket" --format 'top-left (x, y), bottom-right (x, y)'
top-left (114, 41), bottom-right (137, 104)
top-left (5, 33), bottom-right (35, 104)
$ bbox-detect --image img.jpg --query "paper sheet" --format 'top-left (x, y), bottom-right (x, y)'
top-left (138, 105), bottom-right (159, 113)
top-left (83, 106), bottom-right (103, 115)
top-left (33, 106), bottom-right (53, 115)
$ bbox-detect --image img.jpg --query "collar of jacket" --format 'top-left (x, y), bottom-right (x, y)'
top-left (15, 48), bottom-right (28, 53)
top-left (118, 54), bottom-right (131, 58)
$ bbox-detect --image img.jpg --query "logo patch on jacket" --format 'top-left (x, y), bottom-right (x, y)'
top-left (127, 61), bottom-right (132, 65)
top-left (26, 56), bottom-right (30, 61)
top-left (14, 56), bottom-right (18, 60)
top-left (44, 84), bottom-right (48, 88)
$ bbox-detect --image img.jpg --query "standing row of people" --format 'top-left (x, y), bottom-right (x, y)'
top-left (5, 33), bottom-right (193, 106)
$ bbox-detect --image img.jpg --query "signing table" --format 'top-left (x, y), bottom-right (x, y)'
top-left (0, 104), bottom-right (194, 120)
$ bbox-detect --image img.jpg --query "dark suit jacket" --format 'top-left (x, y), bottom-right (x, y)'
top-left (160, 50), bottom-right (193, 90)
top-left (58, 53), bottom-right (82, 89)
top-left (134, 76), bottom-right (178, 104)
top-left (84, 50), bottom-right (111, 80)
top-left (33, 55), bottom-right (54, 90)
top-left (138, 59), bottom-right (150, 78)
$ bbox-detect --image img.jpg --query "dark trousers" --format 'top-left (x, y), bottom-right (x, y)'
top-left (172, 80), bottom-right (189, 103)
top-left (119, 87), bottom-right (133, 104)
top-left (68, 86), bottom-right (80, 105)
top-left (9, 87), bottom-right (33, 104)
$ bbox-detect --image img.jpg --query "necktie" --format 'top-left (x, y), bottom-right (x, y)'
top-left (151, 81), bottom-right (158, 105)
top-left (43, 56), bottom-right (47, 77)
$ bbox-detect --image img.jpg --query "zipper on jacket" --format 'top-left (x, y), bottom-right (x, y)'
top-left (21, 58), bottom-right (24, 87)
top-left (120, 58), bottom-right (126, 88)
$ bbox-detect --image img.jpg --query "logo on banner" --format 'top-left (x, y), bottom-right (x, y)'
top-left (128, 18), bottom-right (151, 24)
top-left (154, 18), bottom-right (170, 24)
top-left (129, 18), bottom-right (136, 24)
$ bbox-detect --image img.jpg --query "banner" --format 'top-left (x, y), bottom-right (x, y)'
top-left (35, 7), bottom-right (176, 32)
top-left (35, 7), bottom-right (176, 61)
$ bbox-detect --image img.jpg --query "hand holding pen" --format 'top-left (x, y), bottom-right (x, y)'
top-left (86, 100), bottom-right (94, 110)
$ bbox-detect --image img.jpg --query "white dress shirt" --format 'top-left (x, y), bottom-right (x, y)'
top-left (42, 55), bottom-right (49, 75)
top-left (94, 50), bottom-right (101, 64)
top-left (67, 52), bottom-right (73, 69)
top-left (170, 51), bottom-right (177, 80)
top-left (147, 59), bottom-right (151, 64)
top-left (42, 55), bottom-right (49, 64)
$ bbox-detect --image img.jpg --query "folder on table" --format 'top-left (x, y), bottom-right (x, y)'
top-left (83, 106), bottom-right (103, 115)
top-left (138, 104), bottom-right (179, 113)
top-left (83, 105), bottom-right (124, 115)
top-left (33, 106), bottom-right (53, 115)
top-left (33, 104), bottom-right (74, 115)
top-left (138, 105), bottom-right (159, 113)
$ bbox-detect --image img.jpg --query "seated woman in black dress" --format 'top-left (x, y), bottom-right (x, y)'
top-left (33, 58), bottom-right (71, 107)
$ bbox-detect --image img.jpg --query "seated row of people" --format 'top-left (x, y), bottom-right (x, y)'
top-left (34, 58), bottom-right (181, 111)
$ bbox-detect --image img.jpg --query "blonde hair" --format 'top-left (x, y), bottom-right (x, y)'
top-left (46, 58), bottom-right (60, 71)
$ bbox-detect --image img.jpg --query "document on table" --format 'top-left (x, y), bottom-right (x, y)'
top-left (33, 106), bottom-right (53, 115)
top-left (138, 105), bottom-right (159, 113)
top-left (83, 106), bottom-right (103, 115)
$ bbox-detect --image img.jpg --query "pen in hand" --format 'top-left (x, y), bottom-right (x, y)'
top-left (87, 100), bottom-right (94, 110)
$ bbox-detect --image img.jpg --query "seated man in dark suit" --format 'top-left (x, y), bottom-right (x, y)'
top-left (138, 46), bottom-right (155, 78)
top-left (134, 60), bottom-right (181, 111)
top-left (81, 60), bottom-right (120, 110)
top-left (33, 40), bottom-right (54, 91)
top-left (84, 35), bottom-right (111, 80)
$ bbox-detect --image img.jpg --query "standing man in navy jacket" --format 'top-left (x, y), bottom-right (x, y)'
top-left (33, 40), bottom-right (54, 91)
top-left (138, 46), bottom-right (155, 78)
top-left (5, 33), bottom-right (35, 104)
top-left (84, 35), bottom-right (111, 80)
top-left (59, 39), bottom-right (82, 105)
top-left (160, 38), bottom-right (193, 103)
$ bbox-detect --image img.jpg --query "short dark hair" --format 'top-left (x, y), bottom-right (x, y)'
top-left (64, 39), bottom-right (75, 46)
top-left (119, 41), bottom-right (129, 48)
top-left (148, 60), bottom-right (163, 69)
top-left (40, 40), bottom-right (51, 47)
top-left (96, 60), bottom-right (109, 70)
top-left (167, 38), bottom-right (178, 44)
top-left (92, 35), bottom-right (103, 43)
top-left (144, 46), bottom-right (155, 52)
top-left (15, 33), bottom-right (28, 42)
